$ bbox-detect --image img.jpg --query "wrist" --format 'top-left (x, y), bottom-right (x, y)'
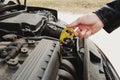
top-left (92, 12), bottom-right (104, 28)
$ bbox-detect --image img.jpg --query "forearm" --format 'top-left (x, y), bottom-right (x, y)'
top-left (94, 0), bottom-right (120, 33)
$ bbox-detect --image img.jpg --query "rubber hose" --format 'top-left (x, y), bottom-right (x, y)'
top-left (58, 69), bottom-right (75, 80)
top-left (60, 59), bottom-right (76, 76)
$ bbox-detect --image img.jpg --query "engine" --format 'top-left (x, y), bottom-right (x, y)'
top-left (0, 1), bottom-right (119, 80)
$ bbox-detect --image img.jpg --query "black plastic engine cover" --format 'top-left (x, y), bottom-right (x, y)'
top-left (0, 12), bottom-right (47, 36)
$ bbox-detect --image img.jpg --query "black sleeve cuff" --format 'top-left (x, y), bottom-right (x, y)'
top-left (94, 0), bottom-right (120, 33)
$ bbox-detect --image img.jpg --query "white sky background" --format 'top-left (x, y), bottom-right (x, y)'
top-left (58, 12), bottom-right (120, 76)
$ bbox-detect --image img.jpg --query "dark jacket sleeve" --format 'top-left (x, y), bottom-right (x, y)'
top-left (94, 0), bottom-right (120, 33)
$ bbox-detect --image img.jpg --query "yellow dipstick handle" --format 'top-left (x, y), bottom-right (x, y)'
top-left (60, 27), bottom-right (75, 43)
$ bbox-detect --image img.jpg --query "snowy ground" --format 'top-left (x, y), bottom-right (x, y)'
top-left (58, 12), bottom-right (120, 76)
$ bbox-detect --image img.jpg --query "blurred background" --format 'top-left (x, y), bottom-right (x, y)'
top-left (13, 0), bottom-right (111, 13)
top-left (12, 0), bottom-right (120, 76)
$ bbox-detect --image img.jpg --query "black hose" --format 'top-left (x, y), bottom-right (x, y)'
top-left (60, 59), bottom-right (78, 79)
top-left (58, 69), bottom-right (75, 80)
top-left (61, 59), bottom-right (76, 75)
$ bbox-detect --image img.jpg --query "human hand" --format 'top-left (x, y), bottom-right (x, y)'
top-left (67, 13), bottom-right (104, 38)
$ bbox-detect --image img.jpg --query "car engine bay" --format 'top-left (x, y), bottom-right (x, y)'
top-left (0, 0), bottom-right (119, 80)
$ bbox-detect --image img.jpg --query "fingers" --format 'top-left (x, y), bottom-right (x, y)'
top-left (84, 30), bottom-right (91, 38)
top-left (74, 27), bottom-right (86, 38)
top-left (74, 27), bottom-right (91, 38)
